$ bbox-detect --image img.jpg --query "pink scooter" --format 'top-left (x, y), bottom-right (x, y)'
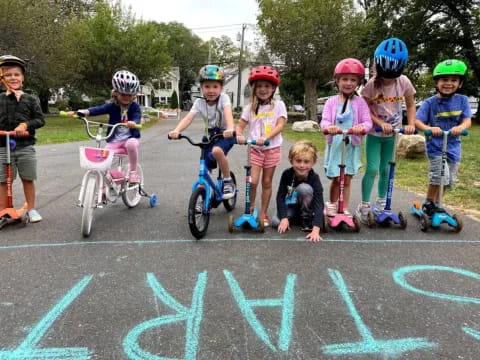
top-left (322, 128), bottom-right (366, 232)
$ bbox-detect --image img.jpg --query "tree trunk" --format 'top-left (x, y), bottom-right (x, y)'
top-left (38, 89), bottom-right (50, 114)
top-left (304, 77), bottom-right (318, 122)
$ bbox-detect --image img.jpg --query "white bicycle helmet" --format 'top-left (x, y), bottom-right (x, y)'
top-left (112, 70), bottom-right (139, 95)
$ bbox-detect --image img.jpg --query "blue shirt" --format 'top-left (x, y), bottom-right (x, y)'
top-left (88, 101), bottom-right (142, 142)
top-left (416, 94), bottom-right (471, 162)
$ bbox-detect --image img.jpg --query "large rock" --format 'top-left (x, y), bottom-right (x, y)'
top-left (292, 120), bottom-right (320, 132)
top-left (396, 133), bottom-right (425, 158)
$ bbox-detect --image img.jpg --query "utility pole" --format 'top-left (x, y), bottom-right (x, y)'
top-left (236, 23), bottom-right (246, 110)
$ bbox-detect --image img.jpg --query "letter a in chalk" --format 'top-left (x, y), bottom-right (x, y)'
top-left (123, 272), bottom-right (207, 360)
top-left (0, 275), bottom-right (94, 359)
top-left (223, 270), bottom-right (296, 352)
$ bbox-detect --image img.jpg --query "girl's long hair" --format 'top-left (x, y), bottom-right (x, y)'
top-left (250, 81), bottom-right (275, 115)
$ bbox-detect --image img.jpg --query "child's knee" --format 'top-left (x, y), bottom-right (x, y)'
top-left (211, 146), bottom-right (224, 158)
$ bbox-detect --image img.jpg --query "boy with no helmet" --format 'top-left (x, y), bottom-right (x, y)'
top-left (415, 59), bottom-right (472, 215)
top-left (236, 65), bottom-right (287, 226)
top-left (169, 65), bottom-right (236, 199)
top-left (0, 55), bottom-right (45, 222)
top-left (272, 140), bottom-right (325, 243)
top-left (69, 70), bottom-right (143, 184)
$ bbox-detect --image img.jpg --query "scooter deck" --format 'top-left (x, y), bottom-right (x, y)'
top-left (327, 213), bottom-right (356, 229)
top-left (0, 207), bottom-right (26, 220)
top-left (233, 208), bottom-right (261, 229)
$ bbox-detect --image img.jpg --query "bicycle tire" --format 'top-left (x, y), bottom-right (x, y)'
top-left (122, 164), bottom-right (143, 208)
top-left (223, 171), bottom-right (237, 212)
top-left (188, 187), bottom-right (210, 239)
top-left (81, 175), bottom-right (97, 237)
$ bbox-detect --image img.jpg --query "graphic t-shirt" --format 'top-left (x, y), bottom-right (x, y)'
top-left (190, 93), bottom-right (231, 129)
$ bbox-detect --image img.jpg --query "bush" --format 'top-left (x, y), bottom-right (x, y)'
top-left (54, 99), bottom-right (69, 111)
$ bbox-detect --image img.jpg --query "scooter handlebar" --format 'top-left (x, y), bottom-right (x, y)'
top-left (0, 130), bottom-right (30, 137)
top-left (322, 128), bottom-right (367, 136)
top-left (234, 139), bottom-right (270, 146)
top-left (424, 129), bottom-right (468, 137)
top-left (374, 126), bottom-right (418, 134)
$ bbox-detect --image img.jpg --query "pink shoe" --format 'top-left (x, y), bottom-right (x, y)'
top-left (128, 170), bottom-right (140, 184)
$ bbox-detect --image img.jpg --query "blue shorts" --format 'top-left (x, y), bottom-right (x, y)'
top-left (205, 128), bottom-right (234, 170)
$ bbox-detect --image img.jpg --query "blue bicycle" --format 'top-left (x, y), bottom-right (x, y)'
top-left (169, 133), bottom-right (237, 239)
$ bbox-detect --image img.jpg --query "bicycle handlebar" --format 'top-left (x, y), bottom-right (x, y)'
top-left (167, 132), bottom-right (236, 146)
top-left (0, 130), bottom-right (30, 137)
top-left (59, 111), bottom-right (142, 141)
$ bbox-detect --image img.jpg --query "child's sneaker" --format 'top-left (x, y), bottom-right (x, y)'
top-left (222, 179), bottom-right (236, 199)
top-left (355, 203), bottom-right (370, 224)
top-left (128, 170), bottom-right (140, 184)
top-left (301, 218), bottom-right (313, 232)
top-left (374, 198), bottom-right (387, 213)
top-left (28, 209), bottom-right (42, 223)
top-left (325, 201), bottom-right (337, 217)
top-left (422, 200), bottom-right (437, 216)
top-left (263, 215), bottom-right (271, 227)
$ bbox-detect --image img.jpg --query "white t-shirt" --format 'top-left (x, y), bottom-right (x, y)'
top-left (241, 100), bottom-right (287, 149)
top-left (190, 93), bottom-right (231, 129)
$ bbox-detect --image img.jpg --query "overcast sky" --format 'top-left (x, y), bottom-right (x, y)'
top-left (120, 0), bottom-right (259, 42)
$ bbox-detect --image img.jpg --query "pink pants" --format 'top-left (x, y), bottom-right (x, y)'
top-left (105, 138), bottom-right (139, 171)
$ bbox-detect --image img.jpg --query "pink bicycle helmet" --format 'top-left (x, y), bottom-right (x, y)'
top-left (333, 58), bottom-right (365, 78)
top-left (248, 65), bottom-right (280, 86)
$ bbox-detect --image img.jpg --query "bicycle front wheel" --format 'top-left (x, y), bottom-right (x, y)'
top-left (81, 175), bottom-right (97, 237)
top-left (188, 187), bottom-right (210, 239)
top-left (122, 164), bottom-right (143, 208)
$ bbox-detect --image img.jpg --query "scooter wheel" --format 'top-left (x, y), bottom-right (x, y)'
top-left (367, 211), bottom-right (375, 228)
top-left (21, 212), bottom-right (30, 227)
top-left (420, 213), bottom-right (429, 232)
top-left (353, 215), bottom-right (361, 233)
top-left (0, 218), bottom-right (7, 229)
top-left (149, 194), bottom-right (157, 207)
top-left (398, 211), bottom-right (407, 230)
top-left (258, 217), bottom-right (265, 233)
top-left (228, 215), bottom-right (234, 233)
top-left (322, 215), bottom-right (328, 233)
top-left (452, 214), bottom-right (463, 233)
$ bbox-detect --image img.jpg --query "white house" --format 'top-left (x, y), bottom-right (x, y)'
top-left (137, 67), bottom-right (180, 108)
top-left (189, 66), bottom-right (282, 110)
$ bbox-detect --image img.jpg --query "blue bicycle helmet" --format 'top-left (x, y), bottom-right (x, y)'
top-left (374, 38), bottom-right (408, 78)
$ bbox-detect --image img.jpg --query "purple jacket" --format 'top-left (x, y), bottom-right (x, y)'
top-left (320, 95), bottom-right (372, 146)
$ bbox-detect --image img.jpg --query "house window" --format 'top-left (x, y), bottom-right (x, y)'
top-left (166, 97), bottom-right (171, 104)
top-left (160, 81), bottom-right (166, 89)
top-left (160, 97), bottom-right (167, 103)
top-left (167, 82), bottom-right (172, 90)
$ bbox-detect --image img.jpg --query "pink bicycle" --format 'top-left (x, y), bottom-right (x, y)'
top-left (60, 111), bottom-right (156, 236)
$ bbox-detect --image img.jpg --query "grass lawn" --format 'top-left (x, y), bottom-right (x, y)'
top-left (36, 113), bottom-right (162, 145)
top-left (282, 123), bottom-right (480, 219)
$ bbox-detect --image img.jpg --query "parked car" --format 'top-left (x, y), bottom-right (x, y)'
top-left (292, 104), bottom-right (305, 112)
top-left (469, 99), bottom-right (478, 118)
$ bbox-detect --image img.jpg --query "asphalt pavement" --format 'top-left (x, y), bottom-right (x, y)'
top-left (0, 113), bottom-right (479, 359)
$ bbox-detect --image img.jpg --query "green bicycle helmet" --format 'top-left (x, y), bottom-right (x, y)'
top-left (433, 59), bottom-right (467, 80)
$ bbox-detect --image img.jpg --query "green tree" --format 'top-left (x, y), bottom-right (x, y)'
top-left (206, 36), bottom-right (240, 68)
top-left (170, 90), bottom-right (179, 109)
top-left (59, 1), bottom-right (171, 97)
top-left (257, 0), bottom-right (370, 120)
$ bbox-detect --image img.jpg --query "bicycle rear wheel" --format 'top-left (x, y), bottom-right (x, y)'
top-left (188, 187), bottom-right (210, 239)
top-left (122, 164), bottom-right (143, 208)
top-left (81, 175), bottom-right (97, 237)
top-left (223, 171), bottom-right (237, 212)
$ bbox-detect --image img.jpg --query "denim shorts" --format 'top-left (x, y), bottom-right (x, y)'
top-left (428, 156), bottom-right (458, 187)
top-left (0, 145), bottom-right (37, 182)
top-left (205, 128), bottom-right (235, 170)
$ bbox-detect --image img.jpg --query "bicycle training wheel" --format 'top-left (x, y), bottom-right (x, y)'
top-left (81, 175), bottom-right (97, 237)
top-left (122, 164), bottom-right (143, 208)
top-left (188, 187), bottom-right (210, 239)
top-left (223, 171), bottom-right (237, 212)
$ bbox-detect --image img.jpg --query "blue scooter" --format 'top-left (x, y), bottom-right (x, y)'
top-left (410, 129), bottom-right (468, 232)
top-left (368, 127), bottom-right (417, 229)
top-left (228, 139), bottom-right (269, 233)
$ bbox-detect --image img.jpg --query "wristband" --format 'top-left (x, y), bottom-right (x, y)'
top-left (19, 122), bottom-right (28, 130)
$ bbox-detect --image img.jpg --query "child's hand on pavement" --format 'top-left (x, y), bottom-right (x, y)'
top-left (306, 226), bottom-right (323, 242)
top-left (277, 218), bottom-right (290, 233)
